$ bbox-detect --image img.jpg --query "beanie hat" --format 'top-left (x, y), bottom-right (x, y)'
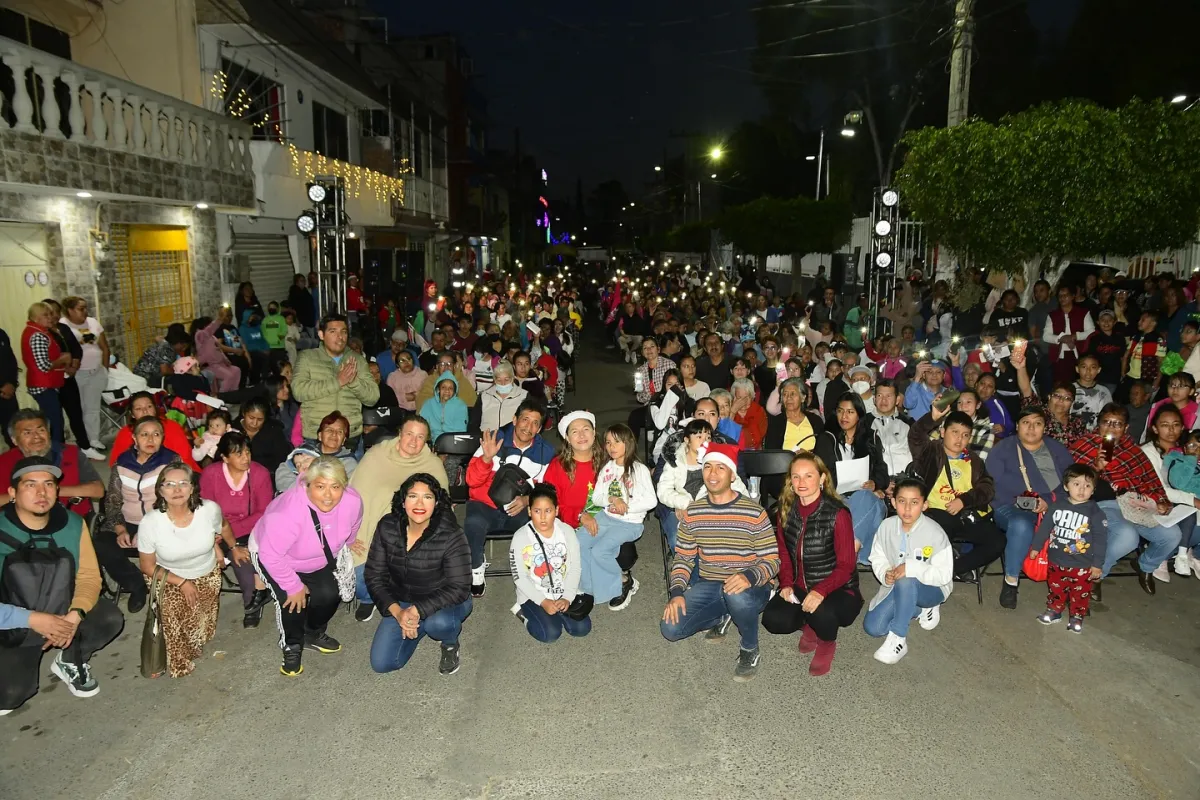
top-left (557, 410), bottom-right (596, 439)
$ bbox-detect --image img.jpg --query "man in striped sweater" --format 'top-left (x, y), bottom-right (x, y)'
top-left (661, 443), bottom-right (779, 682)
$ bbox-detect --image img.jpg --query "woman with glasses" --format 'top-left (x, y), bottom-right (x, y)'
top-left (136, 462), bottom-right (227, 677)
top-left (1012, 348), bottom-right (1086, 446)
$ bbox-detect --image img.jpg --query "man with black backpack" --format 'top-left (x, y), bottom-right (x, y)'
top-left (0, 456), bottom-right (123, 713)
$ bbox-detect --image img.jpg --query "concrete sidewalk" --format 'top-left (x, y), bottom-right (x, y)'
top-left (1, 335), bottom-right (1198, 800)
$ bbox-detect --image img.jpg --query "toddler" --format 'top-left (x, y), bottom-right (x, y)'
top-left (171, 356), bottom-right (210, 400)
top-left (192, 408), bottom-right (233, 464)
top-left (1030, 464), bottom-right (1108, 633)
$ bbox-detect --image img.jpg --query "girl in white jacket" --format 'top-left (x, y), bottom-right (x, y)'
top-left (509, 485), bottom-right (591, 643)
top-left (580, 424), bottom-right (656, 610)
top-left (863, 478), bottom-right (954, 665)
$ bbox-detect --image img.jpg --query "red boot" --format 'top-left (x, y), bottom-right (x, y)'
top-left (809, 639), bottom-right (837, 676)
top-left (797, 625), bottom-right (818, 654)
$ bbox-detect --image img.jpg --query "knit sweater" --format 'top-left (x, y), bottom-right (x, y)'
top-left (669, 493), bottom-right (779, 597)
top-left (347, 438), bottom-right (448, 567)
top-left (250, 482), bottom-right (364, 596)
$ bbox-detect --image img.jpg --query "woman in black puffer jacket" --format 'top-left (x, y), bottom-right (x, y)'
top-left (364, 473), bottom-right (472, 676)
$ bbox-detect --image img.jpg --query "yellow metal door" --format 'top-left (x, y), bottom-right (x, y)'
top-left (111, 225), bottom-right (194, 364)
top-left (0, 222), bottom-right (54, 410)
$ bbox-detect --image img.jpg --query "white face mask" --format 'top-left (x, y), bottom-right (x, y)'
top-left (495, 382), bottom-right (513, 394)
top-left (852, 380), bottom-right (871, 395)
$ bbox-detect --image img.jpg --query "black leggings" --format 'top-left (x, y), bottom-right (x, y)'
top-left (60, 376), bottom-right (91, 450)
top-left (925, 508), bottom-right (1006, 575)
top-left (258, 560), bottom-right (339, 649)
top-left (761, 588), bottom-right (863, 642)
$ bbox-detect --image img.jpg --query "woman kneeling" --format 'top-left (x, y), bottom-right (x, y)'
top-left (510, 486), bottom-right (591, 643)
top-left (365, 474), bottom-right (472, 676)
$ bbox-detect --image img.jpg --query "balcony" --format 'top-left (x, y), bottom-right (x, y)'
top-left (251, 141), bottom-right (398, 228)
top-left (392, 174), bottom-right (450, 226)
top-left (0, 40), bottom-right (255, 210)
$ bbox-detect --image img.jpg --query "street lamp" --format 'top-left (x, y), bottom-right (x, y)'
top-left (654, 165), bottom-right (662, 172)
top-left (1173, 94), bottom-right (1189, 104)
top-left (840, 127), bottom-right (856, 138)
top-left (709, 146), bottom-right (723, 161)
top-left (805, 155), bottom-right (816, 161)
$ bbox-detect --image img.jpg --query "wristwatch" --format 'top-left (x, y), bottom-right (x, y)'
top-left (69, 607), bottom-right (87, 620)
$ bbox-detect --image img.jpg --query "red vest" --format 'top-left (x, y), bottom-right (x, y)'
top-left (21, 322), bottom-right (64, 390)
top-left (1046, 305), bottom-right (1092, 360)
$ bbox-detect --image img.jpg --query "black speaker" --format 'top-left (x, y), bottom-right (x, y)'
top-left (830, 252), bottom-right (850, 291)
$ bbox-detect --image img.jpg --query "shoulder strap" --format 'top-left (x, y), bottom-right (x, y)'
top-left (0, 528), bottom-right (26, 551)
top-left (309, 507), bottom-right (336, 568)
top-left (529, 526), bottom-right (557, 592)
top-left (1014, 445), bottom-right (1034, 493)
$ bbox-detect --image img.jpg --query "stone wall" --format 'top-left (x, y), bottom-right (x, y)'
top-left (0, 192), bottom-right (222, 359)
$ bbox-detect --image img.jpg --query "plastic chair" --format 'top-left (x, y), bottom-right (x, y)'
top-left (362, 406), bottom-right (402, 431)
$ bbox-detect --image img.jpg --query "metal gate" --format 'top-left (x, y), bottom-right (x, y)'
top-left (111, 225), bottom-right (194, 364)
top-left (231, 233), bottom-right (295, 309)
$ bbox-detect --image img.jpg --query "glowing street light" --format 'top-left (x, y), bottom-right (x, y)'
top-left (654, 165), bottom-right (662, 172)
top-left (1172, 94), bottom-right (1189, 104)
top-left (840, 127), bottom-right (856, 138)
top-left (709, 146), bottom-right (723, 160)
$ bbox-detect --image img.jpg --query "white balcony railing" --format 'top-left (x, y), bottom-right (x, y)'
top-left (1, 40), bottom-right (254, 178)
top-left (393, 174), bottom-right (449, 223)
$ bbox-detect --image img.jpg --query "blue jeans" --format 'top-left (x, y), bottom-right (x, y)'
top-left (994, 503), bottom-right (1037, 579)
top-left (846, 490), bottom-right (886, 565)
top-left (862, 577), bottom-right (945, 638)
top-left (659, 576), bottom-right (770, 651)
top-left (1180, 515), bottom-right (1199, 555)
top-left (520, 600), bottom-right (592, 643)
top-left (657, 503), bottom-right (680, 551)
top-left (577, 514), bottom-right (644, 604)
top-left (1097, 500), bottom-right (1182, 577)
top-left (353, 564), bottom-right (371, 604)
top-left (32, 389), bottom-right (63, 446)
top-left (464, 501), bottom-right (530, 569)
top-left (369, 598), bottom-right (472, 673)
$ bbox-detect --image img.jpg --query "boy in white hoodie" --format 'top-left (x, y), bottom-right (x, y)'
top-left (580, 424), bottom-right (656, 610)
top-left (863, 478), bottom-right (955, 664)
top-left (509, 485), bottom-right (591, 643)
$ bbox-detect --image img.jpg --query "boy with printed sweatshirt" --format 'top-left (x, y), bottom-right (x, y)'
top-left (1030, 464), bottom-right (1108, 633)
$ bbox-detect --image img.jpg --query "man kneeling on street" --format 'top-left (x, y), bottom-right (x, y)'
top-left (0, 456), bottom-right (124, 713)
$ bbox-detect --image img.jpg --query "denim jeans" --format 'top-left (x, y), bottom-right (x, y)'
top-left (369, 598), bottom-right (472, 673)
top-left (657, 503), bottom-right (680, 551)
top-left (577, 514), bottom-right (644, 604)
top-left (846, 490), bottom-right (886, 565)
top-left (1097, 500), bottom-right (1183, 576)
top-left (520, 600), bottom-right (592, 643)
top-left (659, 576), bottom-right (770, 651)
top-left (994, 503), bottom-right (1037, 579)
top-left (354, 564), bottom-right (372, 604)
top-left (463, 500), bottom-right (530, 569)
top-left (862, 577), bottom-right (945, 638)
top-left (31, 389), bottom-right (63, 446)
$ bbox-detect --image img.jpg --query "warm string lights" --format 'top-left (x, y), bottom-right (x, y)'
top-left (287, 143), bottom-right (409, 204)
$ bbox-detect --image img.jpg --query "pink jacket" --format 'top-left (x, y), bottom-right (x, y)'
top-left (251, 482), bottom-right (363, 595)
top-left (199, 462), bottom-right (273, 540)
top-left (195, 319), bottom-right (232, 369)
top-left (879, 356), bottom-right (908, 380)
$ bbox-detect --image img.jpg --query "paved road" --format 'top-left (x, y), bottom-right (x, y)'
top-left (2, 331), bottom-right (1199, 799)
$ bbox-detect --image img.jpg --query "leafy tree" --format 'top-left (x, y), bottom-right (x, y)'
top-left (719, 196), bottom-right (853, 283)
top-left (895, 99), bottom-right (1200, 289)
top-left (665, 221), bottom-right (714, 253)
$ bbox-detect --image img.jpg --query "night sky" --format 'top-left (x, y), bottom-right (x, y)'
top-left (389, 0), bottom-right (1082, 194)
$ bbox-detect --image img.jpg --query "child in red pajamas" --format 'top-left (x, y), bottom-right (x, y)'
top-left (1030, 464), bottom-right (1107, 634)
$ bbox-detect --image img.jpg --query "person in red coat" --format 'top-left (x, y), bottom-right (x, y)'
top-left (730, 378), bottom-right (768, 450)
top-left (107, 391), bottom-right (201, 471)
top-left (21, 302), bottom-right (71, 445)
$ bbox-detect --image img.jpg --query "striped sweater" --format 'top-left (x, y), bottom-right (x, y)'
top-left (669, 493), bottom-right (779, 597)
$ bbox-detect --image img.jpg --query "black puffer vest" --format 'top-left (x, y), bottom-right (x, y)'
top-left (782, 495), bottom-right (858, 594)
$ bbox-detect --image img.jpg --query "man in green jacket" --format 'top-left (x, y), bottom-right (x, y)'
top-left (292, 313), bottom-right (379, 445)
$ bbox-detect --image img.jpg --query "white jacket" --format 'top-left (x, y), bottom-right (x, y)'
top-left (657, 444), bottom-right (750, 510)
top-left (1140, 442), bottom-right (1198, 511)
top-left (592, 460), bottom-right (657, 524)
top-left (509, 519), bottom-right (581, 612)
top-left (871, 412), bottom-right (913, 476)
top-left (480, 384), bottom-right (529, 430)
top-left (867, 514), bottom-right (954, 611)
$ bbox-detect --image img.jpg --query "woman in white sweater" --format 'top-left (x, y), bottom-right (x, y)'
top-left (578, 424), bottom-right (656, 611)
top-left (509, 485), bottom-right (591, 643)
top-left (657, 419), bottom-right (747, 550)
top-left (1140, 405), bottom-right (1200, 580)
top-left (863, 478), bottom-right (954, 665)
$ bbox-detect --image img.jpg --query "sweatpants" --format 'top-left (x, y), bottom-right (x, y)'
top-left (925, 508), bottom-right (1006, 575)
top-left (75, 366), bottom-right (107, 446)
top-left (761, 587), bottom-right (863, 643)
top-left (577, 514), bottom-right (643, 604)
top-left (1046, 564), bottom-right (1094, 617)
top-left (0, 598), bottom-right (124, 711)
top-left (257, 559), bottom-right (339, 650)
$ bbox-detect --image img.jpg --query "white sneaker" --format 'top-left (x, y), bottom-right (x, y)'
top-left (918, 605), bottom-right (941, 631)
top-left (1152, 563), bottom-right (1171, 583)
top-left (1173, 548), bottom-right (1192, 576)
top-left (873, 632), bottom-right (908, 665)
top-left (81, 447), bottom-right (104, 461)
top-left (470, 564), bottom-right (487, 597)
top-left (1189, 553), bottom-right (1200, 580)
top-left (0, 709), bottom-right (11, 716)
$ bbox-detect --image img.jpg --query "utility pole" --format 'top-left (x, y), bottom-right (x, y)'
top-left (947, 0), bottom-right (976, 127)
top-left (814, 129), bottom-right (825, 199)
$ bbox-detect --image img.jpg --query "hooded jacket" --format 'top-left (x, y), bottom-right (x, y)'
top-left (365, 505), bottom-right (471, 619)
top-left (348, 437), bottom-right (449, 567)
top-left (419, 371), bottom-right (469, 443)
top-left (250, 482), bottom-right (364, 596)
top-left (415, 365), bottom-right (479, 410)
top-left (273, 446), bottom-right (321, 494)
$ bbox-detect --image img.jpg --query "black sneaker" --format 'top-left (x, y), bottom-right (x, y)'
top-left (303, 631), bottom-right (342, 654)
top-left (733, 647), bottom-right (760, 682)
top-left (242, 605), bottom-right (264, 628)
top-left (439, 644), bottom-right (461, 675)
top-left (280, 646), bottom-right (303, 677)
top-left (705, 615), bottom-right (732, 642)
top-left (50, 653), bottom-right (100, 697)
top-left (471, 565), bottom-right (486, 598)
top-left (246, 588), bottom-right (273, 612)
top-left (999, 581), bottom-right (1019, 609)
top-left (608, 576), bottom-right (640, 611)
top-left (127, 589), bottom-right (147, 614)
top-left (354, 603), bottom-right (376, 623)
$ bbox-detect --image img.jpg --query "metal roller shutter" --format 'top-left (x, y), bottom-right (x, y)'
top-left (232, 234), bottom-right (296, 309)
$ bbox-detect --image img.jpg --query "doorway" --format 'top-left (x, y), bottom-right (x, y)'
top-left (110, 225), bottom-right (193, 364)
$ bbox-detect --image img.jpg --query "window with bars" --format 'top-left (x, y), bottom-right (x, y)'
top-left (110, 225), bottom-right (194, 365)
top-left (218, 57), bottom-right (285, 142)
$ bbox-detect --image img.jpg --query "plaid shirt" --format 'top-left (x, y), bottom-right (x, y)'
top-left (1068, 433), bottom-right (1167, 504)
top-left (636, 355), bottom-right (675, 405)
top-left (970, 416), bottom-right (995, 459)
top-left (26, 331), bottom-right (51, 395)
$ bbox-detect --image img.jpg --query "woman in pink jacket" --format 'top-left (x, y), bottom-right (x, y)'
top-left (250, 455), bottom-right (364, 677)
top-left (191, 315), bottom-right (241, 393)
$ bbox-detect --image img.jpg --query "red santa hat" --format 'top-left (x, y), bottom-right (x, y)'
top-left (699, 442), bottom-right (740, 473)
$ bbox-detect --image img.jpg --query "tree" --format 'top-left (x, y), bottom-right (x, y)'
top-left (719, 196), bottom-right (853, 283)
top-left (895, 99), bottom-right (1200, 291)
top-left (665, 221), bottom-right (714, 253)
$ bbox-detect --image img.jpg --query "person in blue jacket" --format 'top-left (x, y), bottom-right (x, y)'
top-left (419, 372), bottom-right (468, 444)
top-left (988, 406), bottom-right (1074, 610)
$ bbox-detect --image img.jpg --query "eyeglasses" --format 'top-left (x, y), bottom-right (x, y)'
top-left (162, 481), bottom-right (192, 489)
top-left (1049, 393), bottom-right (1073, 402)
top-left (1099, 418), bottom-right (1126, 428)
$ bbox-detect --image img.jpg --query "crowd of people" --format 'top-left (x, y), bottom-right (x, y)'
top-left (2, 258), bottom-right (1200, 712)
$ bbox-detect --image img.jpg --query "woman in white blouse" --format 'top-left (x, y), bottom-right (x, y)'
top-left (137, 462), bottom-right (230, 677)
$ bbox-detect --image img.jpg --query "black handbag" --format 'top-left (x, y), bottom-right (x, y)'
top-left (488, 451), bottom-right (532, 508)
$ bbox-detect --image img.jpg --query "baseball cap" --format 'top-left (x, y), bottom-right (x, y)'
top-left (11, 455), bottom-right (62, 483)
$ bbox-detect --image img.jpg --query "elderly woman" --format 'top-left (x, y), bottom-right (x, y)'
top-left (108, 391), bottom-right (200, 471)
top-left (137, 462), bottom-right (226, 677)
top-left (386, 349), bottom-right (426, 412)
top-left (814, 394), bottom-right (889, 563)
top-left (304, 411), bottom-right (359, 478)
top-left (348, 414), bottom-right (449, 622)
top-left (237, 396), bottom-right (291, 479)
top-left (763, 452), bottom-right (862, 676)
top-left (479, 361), bottom-right (529, 431)
top-left (20, 301), bottom-right (71, 447)
top-left (250, 456), bottom-right (364, 677)
top-left (199, 432), bottom-right (274, 626)
top-left (365, 473), bottom-right (472, 675)
top-left (730, 377), bottom-right (767, 450)
top-left (988, 407), bottom-right (1074, 609)
top-left (96, 416), bottom-right (179, 612)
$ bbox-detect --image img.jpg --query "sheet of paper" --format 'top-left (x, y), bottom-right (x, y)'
top-left (1154, 505), bottom-right (1197, 528)
top-left (835, 456), bottom-right (871, 495)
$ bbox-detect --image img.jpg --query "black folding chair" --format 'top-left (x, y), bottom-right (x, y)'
top-left (434, 431), bottom-right (480, 506)
top-left (739, 449), bottom-right (797, 512)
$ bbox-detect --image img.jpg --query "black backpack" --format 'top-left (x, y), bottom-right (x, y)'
top-left (0, 529), bottom-right (76, 647)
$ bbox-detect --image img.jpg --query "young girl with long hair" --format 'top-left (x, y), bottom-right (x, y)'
top-left (578, 424), bottom-right (656, 611)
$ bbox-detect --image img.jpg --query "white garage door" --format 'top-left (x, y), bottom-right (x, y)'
top-left (233, 234), bottom-right (295, 309)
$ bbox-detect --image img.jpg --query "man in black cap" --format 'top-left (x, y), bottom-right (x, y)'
top-left (0, 456), bottom-right (123, 714)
